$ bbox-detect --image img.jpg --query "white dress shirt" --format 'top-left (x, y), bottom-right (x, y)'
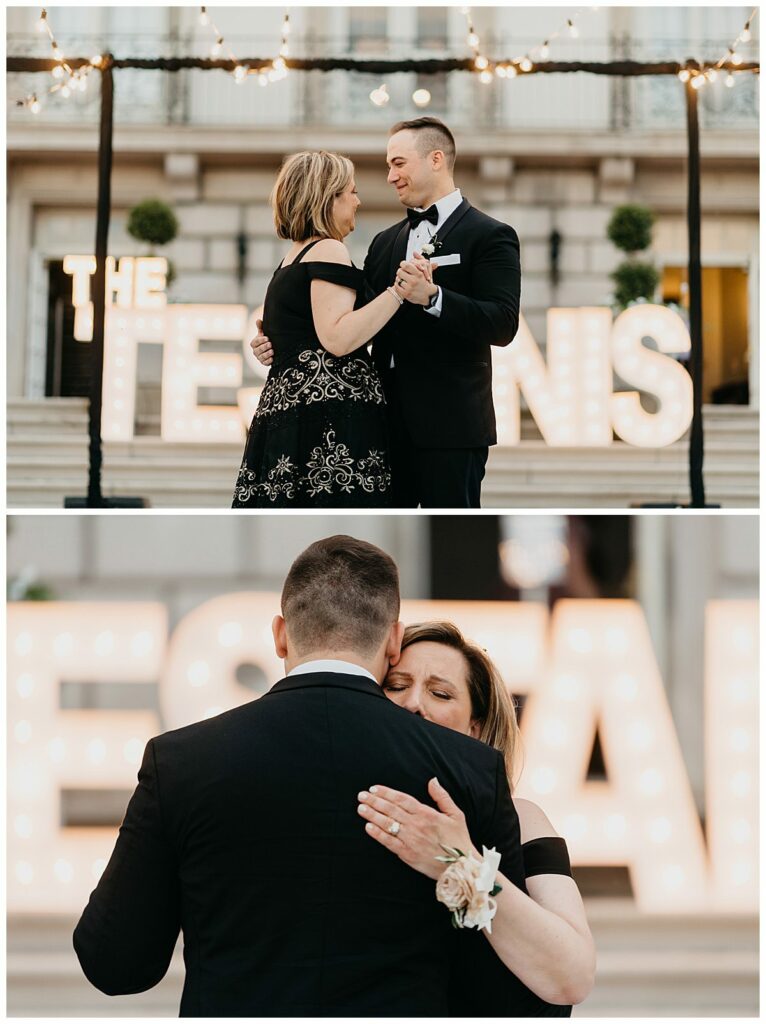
top-left (286, 658), bottom-right (378, 685)
top-left (407, 187), bottom-right (463, 319)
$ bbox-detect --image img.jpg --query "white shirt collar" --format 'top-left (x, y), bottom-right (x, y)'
top-left (287, 658), bottom-right (378, 685)
top-left (414, 187), bottom-right (463, 232)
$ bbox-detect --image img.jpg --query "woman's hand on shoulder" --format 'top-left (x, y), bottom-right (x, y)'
top-left (514, 798), bottom-right (560, 845)
top-left (306, 237), bottom-right (352, 265)
top-left (358, 777), bottom-right (476, 881)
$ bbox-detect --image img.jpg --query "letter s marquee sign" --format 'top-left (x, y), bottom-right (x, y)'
top-left (7, 596), bottom-right (758, 915)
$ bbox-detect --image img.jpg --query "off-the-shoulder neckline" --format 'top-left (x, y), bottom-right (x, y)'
top-left (276, 259), bottom-right (360, 271)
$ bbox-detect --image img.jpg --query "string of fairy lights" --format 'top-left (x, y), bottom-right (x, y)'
top-left (14, 8), bottom-right (104, 113)
top-left (197, 5), bottom-right (290, 86)
top-left (677, 7), bottom-right (758, 89)
top-left (13, 6), bottom-right (760, 115)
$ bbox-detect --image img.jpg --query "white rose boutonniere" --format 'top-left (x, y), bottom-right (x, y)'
top-left (420, 233), bottom-right (443, 259)
top-left (435, 845), bottom-right (503, 933)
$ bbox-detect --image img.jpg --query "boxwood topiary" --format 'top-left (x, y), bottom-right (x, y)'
top-left (607, 204), bottom-right (655, 254)
top-left (127, 198), bottom-right (179, 247)
top-left (611, 260), bottom-right (660, 307)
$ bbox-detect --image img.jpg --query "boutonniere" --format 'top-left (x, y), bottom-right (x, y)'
top-left (420, 233), bottom-right (443, 258)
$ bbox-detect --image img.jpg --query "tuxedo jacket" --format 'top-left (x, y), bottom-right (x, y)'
top-left (364, 198), bottom-right (521, 449)
top-left (73, 670), bottom-right (556, 1017)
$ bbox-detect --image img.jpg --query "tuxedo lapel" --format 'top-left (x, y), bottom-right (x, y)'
top-left (388, 220), bottom-right (411, 282)
top-left (433, 198), bottom-right (472, 249)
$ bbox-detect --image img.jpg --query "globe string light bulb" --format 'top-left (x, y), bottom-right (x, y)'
top-left (370, 83), bottom-right (390, 107)
top-left (199, 6), bottom-right (209, 26)
top-left (678, 68), bottom-right (690, 82)
top-left (412, 88), bottom-right (431, 107)
top-left (37, 9), bottom-right (48, 32)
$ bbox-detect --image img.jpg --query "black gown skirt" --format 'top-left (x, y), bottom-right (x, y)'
top-left (232, 240), bottom-right (392, 508)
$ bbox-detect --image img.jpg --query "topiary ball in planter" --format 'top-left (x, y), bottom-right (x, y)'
top-left (611, 260), bottom-right (660, 308)
top-left (127, 199), bottom-right (179, 247)
top-left (607, 204), bottom-right (655, 254)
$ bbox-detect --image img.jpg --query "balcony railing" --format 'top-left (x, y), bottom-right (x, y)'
top-left (7, 32), bottom-right (759, 135)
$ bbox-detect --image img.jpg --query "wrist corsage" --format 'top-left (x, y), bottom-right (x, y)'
top-left (435, 845), bottom-right (503, 933)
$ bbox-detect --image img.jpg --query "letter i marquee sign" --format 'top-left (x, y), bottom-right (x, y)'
top-left (7, 596), bottom-right (757, 916)
top-left (63, 255), bottom-right (694, 448)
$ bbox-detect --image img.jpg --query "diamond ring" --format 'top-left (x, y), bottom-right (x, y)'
top-left (387, 820), bottom-right (401, 836)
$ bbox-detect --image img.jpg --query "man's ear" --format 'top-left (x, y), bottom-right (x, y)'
top-left (272, 614), bottom-right (288, 659)
top-left (386, 620), bottom-right (406, 667)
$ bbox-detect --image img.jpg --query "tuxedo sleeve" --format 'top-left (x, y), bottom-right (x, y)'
top-left (487, 748), bottom-right (525, 887)
top-left (73, 739), bottom-right (181, 995)
top-left (436, 222), bottom-right (521, 348)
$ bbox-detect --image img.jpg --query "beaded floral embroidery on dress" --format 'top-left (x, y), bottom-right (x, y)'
top-left (255, 349), bottom-right (385, 420)
top-left (232, 428), bottom-right (391, 505)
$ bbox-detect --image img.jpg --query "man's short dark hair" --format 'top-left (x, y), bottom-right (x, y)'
top-left (281, 535), bottom-right (400, 657)
top-left (389, 116), bottom-right (456, 171)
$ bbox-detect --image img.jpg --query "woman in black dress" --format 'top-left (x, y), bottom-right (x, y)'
top-left (232, 151), bottom-right (406, 508)
top-left (357, 621), bottom-right (596, 1016)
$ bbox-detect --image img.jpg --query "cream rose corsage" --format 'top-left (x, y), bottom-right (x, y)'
top-left (435, 845), bottom-right (503, 933)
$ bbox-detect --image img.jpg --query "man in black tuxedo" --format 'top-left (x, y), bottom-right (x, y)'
top-left (73, 535), bottom-right (527, 1016)
top-left (367, 117), bottom-right (521, 508)
top-left (251, 118), bottom-right (521, 509)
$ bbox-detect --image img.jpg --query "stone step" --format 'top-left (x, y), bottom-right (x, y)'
top-left (7, 398), bottom-right (90, 434)
top-left (6, 400), bottom-right (759, 508)
top-left (6, 907), bottom-right (758, 1017)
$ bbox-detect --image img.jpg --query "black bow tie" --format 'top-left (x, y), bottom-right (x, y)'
top-left (407, 205), bottom-right (439, 229)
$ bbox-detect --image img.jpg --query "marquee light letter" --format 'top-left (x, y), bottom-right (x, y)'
top-left (102, 309), bottom-right (166, 441)
top-left (63, 255), bottom-right (97, 342)
top-left (495, 309), bottom-right (613, 446)
top-left (134, 257), bottom-right (167, 309)
top-left (7, 603), bottom-right (165, 912)
top-left (705, 601), bottom-right (759, 912)
top-left (162, 593), bottom-right (285, 729)
top-left (161, 306), bottom-right (247, 443)
top-left (107, 256), bottom-right (136, 310)
top-left (610, 305), bottom-right (693, 446)
top-left (515, 599), bottom-right (709, 913)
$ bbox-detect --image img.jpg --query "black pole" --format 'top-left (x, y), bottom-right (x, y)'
top-left (685, 75), bottom-right (705, 508)
top-left (87, 55), bottom-right (114, 507)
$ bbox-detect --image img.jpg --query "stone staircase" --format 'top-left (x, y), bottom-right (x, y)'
top-left (6, 399), bottom-right (759, 508)
top-left (6, 903), bottom-right (758, 1016)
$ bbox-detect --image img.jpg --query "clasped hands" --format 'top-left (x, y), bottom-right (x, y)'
top-left (392, 250), bottom-right (439, 306)
top-left (250, 251), bottom-right (438, 366)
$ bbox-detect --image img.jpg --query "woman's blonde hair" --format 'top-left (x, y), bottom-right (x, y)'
top-left (271, 150), bottom-right (355, 242)
top-left (400, 621), bottom-right (523, 788)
